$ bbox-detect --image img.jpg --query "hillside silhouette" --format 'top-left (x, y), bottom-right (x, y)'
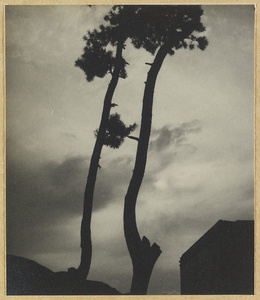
top-left (7, 255), bottom-right (121, 295)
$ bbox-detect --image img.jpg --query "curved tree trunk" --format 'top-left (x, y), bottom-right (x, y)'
top-left (124, 44), bottom-right (171, 295)
top-left (77, 40), bottom-right (124, 280)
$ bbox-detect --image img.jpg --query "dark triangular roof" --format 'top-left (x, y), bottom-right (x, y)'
top-left (180, 220), bottom-right (254, 265)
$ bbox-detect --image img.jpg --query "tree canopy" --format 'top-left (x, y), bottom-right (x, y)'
top-left (95, 113), bottom-right (137, 149)
top-left (75, 5), bottom-right (208, 83)
top-left (129, 5), bottom-right (208, 54)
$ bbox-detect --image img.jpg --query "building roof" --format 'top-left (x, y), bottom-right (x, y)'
top-left (180, 220), bottom-right (254, 265)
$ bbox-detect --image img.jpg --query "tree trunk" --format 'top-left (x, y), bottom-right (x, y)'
top-left (77, 40), bottom-right (124, 280)
top-left (130, 236), bottom-right (161, 295)
top-left (124, 44), bottom-right (170, 295)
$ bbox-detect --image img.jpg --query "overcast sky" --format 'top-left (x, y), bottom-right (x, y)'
top-left (6, 5), bottom-right (255, 295)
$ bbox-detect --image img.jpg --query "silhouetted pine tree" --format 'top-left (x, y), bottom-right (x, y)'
top-left (75, 6), bottom-right (139, 280)
top-left (119, 5), bottom-right (209, 294)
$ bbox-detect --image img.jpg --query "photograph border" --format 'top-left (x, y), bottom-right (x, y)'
top-left (1, 0), bottom-right (259, 299)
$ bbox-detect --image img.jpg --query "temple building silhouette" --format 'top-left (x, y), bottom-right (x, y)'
top-left (180, 220), bottom-right (254, 295)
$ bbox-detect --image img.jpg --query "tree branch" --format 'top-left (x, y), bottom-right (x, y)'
top-left (127, 135), bottom-right (139, 142)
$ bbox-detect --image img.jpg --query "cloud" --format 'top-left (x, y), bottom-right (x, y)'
top-left (6, 153), bottom-right (130, 256)
top-left (150, 120), bottom-right (201, 152)
top-left (6, 155), bottom-right (85, 257)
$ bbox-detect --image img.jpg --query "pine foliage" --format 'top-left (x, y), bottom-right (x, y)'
top-left (95, 113), bottom-right (137, 149)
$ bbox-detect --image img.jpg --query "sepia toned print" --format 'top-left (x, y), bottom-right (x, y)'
top-left (5, 5), bottom-right (255, 296)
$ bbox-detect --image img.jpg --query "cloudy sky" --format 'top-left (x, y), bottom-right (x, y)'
top-left (6, 5), bottom-right (255, 295)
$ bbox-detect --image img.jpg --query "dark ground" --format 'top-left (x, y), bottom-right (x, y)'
top-left (7, 254), bottom-right (121, 295)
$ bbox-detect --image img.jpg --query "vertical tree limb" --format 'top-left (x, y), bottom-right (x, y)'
top-left (77, 39), bottom-right (125, 279)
